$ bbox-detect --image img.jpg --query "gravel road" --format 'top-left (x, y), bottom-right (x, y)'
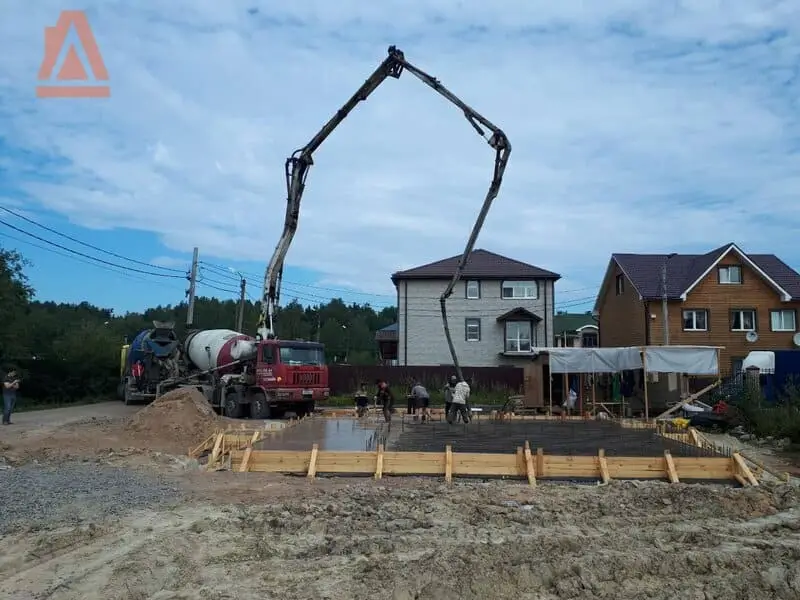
top-left (0, 461), bottom-right (184, 535)
top-left (8, 402), bottom-right (139, 435)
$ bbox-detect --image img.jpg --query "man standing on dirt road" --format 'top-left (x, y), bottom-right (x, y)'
top-left (375, 379), bottom-right (395, 423)
top-left (3, 369), bottom-right (21, 425)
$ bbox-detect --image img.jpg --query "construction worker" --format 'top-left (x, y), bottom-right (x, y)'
top-left (354, 382), bottom-right (370, 418)
top-left (375, 378), bottom-right (394, 423)
top-left (410, 381), bottom-right (431, 423)
top-left (447, 378), bottom-right (471, 425)
top-left (443, 375), bottom-right (456, 417)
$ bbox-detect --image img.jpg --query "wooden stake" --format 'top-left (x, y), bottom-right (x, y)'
top-left (733, 452), bottom-right (759, 486)
top-left (307, 443), bottom-right (319, 479)
top-left (598, 448), bottom-right (610, 484)
top-left (523, 441), bottom-right (536, 487)
top-left (239, 446), bottom-right (253, 472)
top-left (445, 445), bottom-right (453, 484)
top-left (207, 432), bottom-right (224, 470)
top-left (664, 450), bottom-right (679, 483)
top-left (374, 443), bottom-right (384, 479)
top-left (548, 361), bottom-right (554, 416)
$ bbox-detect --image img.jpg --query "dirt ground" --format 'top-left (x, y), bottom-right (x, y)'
top-left (2, 399), bottom-right (800, 600)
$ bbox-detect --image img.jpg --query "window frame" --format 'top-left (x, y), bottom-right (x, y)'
top-left (465, 280), bottom-right (480, 300)
top-left (718, 265), bottom-right (743, 285)
top-left (501, 280), bottom-right (539, 300)
top-left (615, 274), bottom-right (624, 296)
top-left (770, 309), bottom-right (797, 332)
top-left (260, 344), bottom-right (274, 364)
top-left (730, 308), bottom-right (757, 332)
top-left (504, 320), bottom-right (533, 353)
top-left (465, 317), bottom-right (481, 342)
top-left (682, 309), bottom-right (709, 332)
top-left (581, 332), bottom-right (598, 348)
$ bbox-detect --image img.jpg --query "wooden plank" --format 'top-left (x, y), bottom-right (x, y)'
top-left (598, 449), bottom-right (610, 484)
top-left (732, 452), bottom-right (759, 486)
top-left (536, 447), bottom-right (544, 476)
top-left (655, 380), bottom-right (720, 420)
top-left (445, 445), bottom-right (453, 484)
top-left (383, 452), bottom-right (446, 475)
top-left (207, 432), bottom-right (224, 470)
top-left (688, 428), bottom-right (702, 448)
top-left (672, 457), bottom-right (733, 480)
top-left (516, 447), bottom-right (524, 476)
top-left (523, 441), bottom-right (536, 487)
top-left (664, 450), bottom-right (679, 484)
top-left (307, 444), bottom-right (319, 479)
top-left (314, 451), bottom-right (376, 474)
top-left (541, 455), bottom-right (598, 478)
top-left (230, 450), bottom-right (310, 473)
top-left (374, 444), bottom-right (384, 480)
top-left (239, 446), bottom-right (253, 472)
top-left (189, 433), bottom-right (216, 458)
top-left (733, 473), bottom-right (748, 487)
top-left (452, 453), bottom-right (520, 477)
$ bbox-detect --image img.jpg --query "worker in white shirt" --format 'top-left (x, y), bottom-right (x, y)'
top-left (446, 379), bottom-right (471, 424)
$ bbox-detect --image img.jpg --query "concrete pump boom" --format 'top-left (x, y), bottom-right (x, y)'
top-left (257, 45), bottom-right (511, 381)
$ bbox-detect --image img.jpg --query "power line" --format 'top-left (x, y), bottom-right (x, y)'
top-left (0, 230), bottom-right (186, 292)
top-left (0, 205), bottom-right (186, 273)
top-left (0, 219), bottom-right (185, 279)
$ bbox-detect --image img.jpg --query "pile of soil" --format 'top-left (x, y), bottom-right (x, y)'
top-left (124, 388), bottom-right (222, 449)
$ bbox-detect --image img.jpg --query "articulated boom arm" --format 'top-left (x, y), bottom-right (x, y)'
top-left (258, 46), bottom-right (511, 380)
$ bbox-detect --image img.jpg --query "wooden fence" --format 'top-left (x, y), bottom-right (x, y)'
top-left (327, 365), bottom-right (524, 396)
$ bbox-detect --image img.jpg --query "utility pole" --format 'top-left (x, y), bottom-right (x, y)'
top-left (236, 277), bottom-right (246, 332)
top-left (186, 247), bottom-right (199, 327)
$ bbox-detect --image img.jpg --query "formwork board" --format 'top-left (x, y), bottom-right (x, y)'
top-left (228, 446), bottom-right (743, 484)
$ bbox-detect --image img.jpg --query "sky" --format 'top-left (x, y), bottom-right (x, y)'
top-left (1, 1), bottom-right (799, 317)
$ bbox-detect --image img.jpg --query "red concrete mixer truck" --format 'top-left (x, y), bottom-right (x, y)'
top-left (152, 328), bottom-right (328, 419)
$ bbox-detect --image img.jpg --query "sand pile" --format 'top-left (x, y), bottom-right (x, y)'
top-left (125, 388), bottom-right (222, 448)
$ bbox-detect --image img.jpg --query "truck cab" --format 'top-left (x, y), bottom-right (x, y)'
top-left (247, 339), bottom-right (329, 419)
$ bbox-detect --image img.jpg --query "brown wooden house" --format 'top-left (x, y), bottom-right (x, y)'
top-left (594, 243), bottom-right (800, 373)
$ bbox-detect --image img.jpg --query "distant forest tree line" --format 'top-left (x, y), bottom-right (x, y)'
top-left (0, 245), bottom-right (396, 404)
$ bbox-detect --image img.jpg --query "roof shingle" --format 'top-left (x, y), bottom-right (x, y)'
top-left (612, 243), bottom-right (800, 301)
top-left (392, 249), bottom-right (561, 282)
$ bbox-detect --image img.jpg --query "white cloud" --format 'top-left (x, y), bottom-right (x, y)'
top-left (2, 0), bottom-right (800, 309)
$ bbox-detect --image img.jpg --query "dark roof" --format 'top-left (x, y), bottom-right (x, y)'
top-left (554, 313), bottom-right (598, 336)
top-left (392, 249), bottom-right (561, 282)
top-left (375, 323), bottom-right (398, 341)
top-left (610, 243), bottom-right (800, 301)
top-left (496, 307), bottom-right (542, 322)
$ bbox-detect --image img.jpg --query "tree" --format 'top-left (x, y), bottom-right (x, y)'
top-left (0, 246), bottom-right (33, 362)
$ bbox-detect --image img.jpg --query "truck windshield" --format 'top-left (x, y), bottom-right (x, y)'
top-left (279, 345), bottom-right (325, 366)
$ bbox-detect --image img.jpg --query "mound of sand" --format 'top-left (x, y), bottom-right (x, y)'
top-left (125, 388), bottom-right (221, 448)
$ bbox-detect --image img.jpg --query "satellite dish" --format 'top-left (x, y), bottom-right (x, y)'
top-left (746, 330), bottom-right (759, 343)
top-left (793, 333), bottom-right (800, 347)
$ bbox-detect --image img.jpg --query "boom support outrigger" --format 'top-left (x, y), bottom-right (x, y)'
top-left (257, 45), bottom-right (511, 381)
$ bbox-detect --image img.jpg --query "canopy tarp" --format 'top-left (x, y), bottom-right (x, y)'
top-left (547, 347), bottom-right (643, 374)
top-left (643, 346), bottom-right (719, 375)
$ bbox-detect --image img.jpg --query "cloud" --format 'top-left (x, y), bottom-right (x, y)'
top-left (2, 0), bottom-right (800, 309)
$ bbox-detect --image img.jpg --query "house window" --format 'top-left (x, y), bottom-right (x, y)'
top-left (615, 274), bottom-right (624, 295)
top-left (465, 280), bottom-right (480, 299)
top-left (465, 318), bottom-right (481, 342)
top-left (501, 281), bottom-right (538, 300)
top-left (582, 333), bottom-right (598, 347)
top-left (730, 309), bottom-right (756, 331)
top-left (770, 309), bottom-right (797, 332)
top-left (505, 321), bottom-right (532, 352)
top-left (718, 265), bottom-right (742, 284)
top-left (682, 309), bottom-right (708, 332)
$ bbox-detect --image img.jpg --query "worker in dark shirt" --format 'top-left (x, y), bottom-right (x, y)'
top-left (3, 369), bottom-right (21, 425)
top-left (354, 382), bottom-right (370, 418)
top-left (375, 378), bottom-right (394, 423)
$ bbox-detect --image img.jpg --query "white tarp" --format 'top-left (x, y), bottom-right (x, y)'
top-left (547, 347), bottom-right (643, 373)
top-left (643, 346), bottom-right (719, 375)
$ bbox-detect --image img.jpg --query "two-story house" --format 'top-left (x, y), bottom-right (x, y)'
top-left (594, 242), bottom-right (800, 373)
top-left (391, 249), bottom-right (561, 367)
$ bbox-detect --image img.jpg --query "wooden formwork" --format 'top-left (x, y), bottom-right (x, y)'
top-left (225, 442), bottom-right (757, 486)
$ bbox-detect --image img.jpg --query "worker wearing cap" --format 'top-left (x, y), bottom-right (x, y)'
top-left (3, 369), bottom-right (21, 425)
top-left (447, 378), bottom-right (471, 425)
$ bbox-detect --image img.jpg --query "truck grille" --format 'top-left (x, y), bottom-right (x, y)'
top-left (292, 371), bottom-right (320, 386)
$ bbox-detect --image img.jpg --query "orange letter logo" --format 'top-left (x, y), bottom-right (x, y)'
top-left (37, 10), bottom-right (109, 98)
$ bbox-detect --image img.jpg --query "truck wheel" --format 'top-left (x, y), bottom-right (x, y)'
top-left (250, 393), bottom-right (271, 420)
top-left (123, 382), bottom-right (135, 406)
top-left (224, 394), bottom-right (245, 419)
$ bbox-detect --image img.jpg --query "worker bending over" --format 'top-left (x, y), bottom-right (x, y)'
top-left (410, 381), bottom-right (431, 423)
top-left (375, 378), bottom-right (395, 423)
top-left (447, 378), bottom-right (471, 425)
